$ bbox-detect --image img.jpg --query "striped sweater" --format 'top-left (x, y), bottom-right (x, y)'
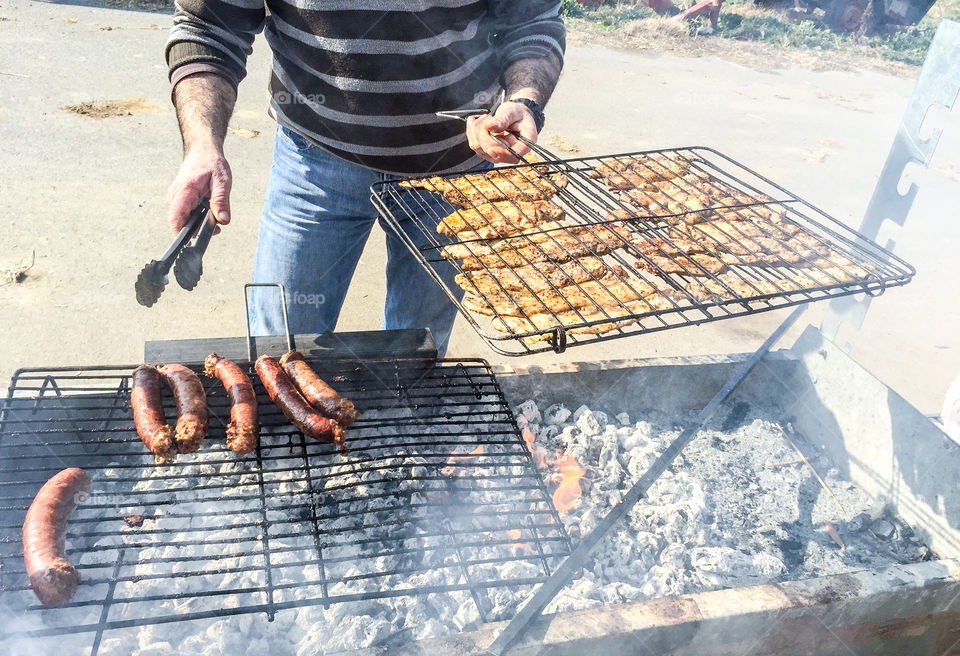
top-left (166, 1), bottom-right (565, 175)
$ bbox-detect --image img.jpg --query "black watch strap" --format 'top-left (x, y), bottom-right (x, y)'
top-left (507, 97), bottom-right (545, 132)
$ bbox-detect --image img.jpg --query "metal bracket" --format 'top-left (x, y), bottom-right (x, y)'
top-left (244, 282), bottom-right (294, 361)
top-left (821, 19), bottom-right (960, 349)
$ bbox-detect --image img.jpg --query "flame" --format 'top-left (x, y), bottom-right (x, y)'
top-left (521, 427), bottom-right (552, 469)
top-left (521, 427), bottom-right (535, 452)
top-left (552, 454), bottom-right (585, 513)
top-left (505, 529), bottom-right (536, 554)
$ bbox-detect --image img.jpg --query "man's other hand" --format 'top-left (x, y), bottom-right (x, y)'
top-left (166, 145), bottom-right (233, 235)
top-left (466, 101), bottom-right (538, 164)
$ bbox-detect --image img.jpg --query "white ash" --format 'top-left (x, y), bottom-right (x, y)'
top-left (2, 404), bottom-right (534, 656)
top-left (2, 398), bottom-right (932, 656)
top-left (521, 400), bottom-right (934, 615)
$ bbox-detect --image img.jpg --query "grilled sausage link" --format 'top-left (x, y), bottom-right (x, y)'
top-left (158, 364), bottom-right (209, 454)
top-left (255, 355), bottom-right (345, 450)
top-left (131, 365), bottom-right (176, 463)
top-left (204, 353), bottom-right (259, 455)
top-left (22, 468), bottom-right (92, 607)
top-left (279, 350), bottom-right (359, 428)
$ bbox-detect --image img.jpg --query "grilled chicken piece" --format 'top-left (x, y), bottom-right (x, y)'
top-left (463, 273), bottom-right (659, 317)
top-left (685, 274), bottom-right (812, 302)
top-left (632, 235), bottom-right (709, 257)
top-left (437, 201), bottom-right (565, 239)
top-left (455, 257), bottom-right (613, 296)
top-left (637, 253), bottom-right (727, 277)
top-left (447, 225), bottom-right (633, 270)
top-left (679, 218), bottom-right (800, 243)
top-left (400, 168), bottom-right (568, 205)
top-left (620, 189), bottom-right (718, 223)
top-left (440, 220), bottom-right (575, 260)
top-left (799, 257), bottom-right (877, 283)
top-left (489, 294), bottom-right (677, 342)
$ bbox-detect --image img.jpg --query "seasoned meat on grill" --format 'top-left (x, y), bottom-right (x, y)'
top-left (255, 355), bottom-right (345, 450)
top-left (455, 257), bottom-right (613, 296)
top-left (279, 350), bottom-right (359, 428)
top-left (632, 235), bottom-right (709, 257)
top-left (158, 364), bottom-right (209, 455)
top-left (685, 274), bottom-right (812, 302)
top-left (23, 468), bottom-right (92, 607)
top-left (637, 253), bottom-right (727, 277)
top-left (587, 154), bottom-right (689, 181)
top-left (463, 272), bottom-right (659, 317)
top-left (437, 200), bottom-right (565, 239)
top-left (131, 365), bottom-right (176, 464)
top-left (204, 353), bottom-right (259, 455)
top-left (798, 257), bottom-right (877, 283)
top-left (450, 224), bottom-right (633, 270)
top-left (682, 217), bottom-right (801, 242)
top-left (619, 189), bottom-right (717, 223)
top-left (490, 294), bottom-right (677, 342)
top-left (400, 168), bottom-right (568, 205)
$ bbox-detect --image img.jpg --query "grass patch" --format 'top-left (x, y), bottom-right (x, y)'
top-left (564, 0), bottom-right (656, 28)
top-left (568, 0), bottom-right (957, 66)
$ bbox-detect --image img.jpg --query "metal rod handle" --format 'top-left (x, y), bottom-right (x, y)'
top-left (485, 304), bottom-right (808, 655)
top-left (244, 283), bottom-right (294, 362)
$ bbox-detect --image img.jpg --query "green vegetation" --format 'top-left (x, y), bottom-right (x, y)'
top-left (564, 0), bottom-right (958, 66)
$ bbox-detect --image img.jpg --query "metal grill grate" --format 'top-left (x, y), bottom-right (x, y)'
top-left (0, 359), bottom-right (570, 653)
top-left (370, 147), bottom-right (914, 355)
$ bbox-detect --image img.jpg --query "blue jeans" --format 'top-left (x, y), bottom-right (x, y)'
top-left (250, 126), bottom-right (480, 355)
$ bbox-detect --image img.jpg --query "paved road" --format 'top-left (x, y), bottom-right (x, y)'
top-left (1, 0), bottom-right (957, 412)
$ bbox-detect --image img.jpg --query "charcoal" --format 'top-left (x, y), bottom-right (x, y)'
top-left (870, 519), bottom-right (896, 540)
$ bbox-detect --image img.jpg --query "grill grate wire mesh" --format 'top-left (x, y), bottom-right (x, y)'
top-left (0, 358), bottom-right (570, 654)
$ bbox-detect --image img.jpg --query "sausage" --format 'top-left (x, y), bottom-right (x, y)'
top-left (131, 365), bottom-right (176, 464)
top-left (279, 350), bottom-right (359, 428)
top-left (22, 467), bottom-right (92, 607)
top-left (158, 364), bottom-right (209, 454)
top-left (255, 355), bottom-right (345, 450)
top-left (204, 353), bottom-right (259, 455)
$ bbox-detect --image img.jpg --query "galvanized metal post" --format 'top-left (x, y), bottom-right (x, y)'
top-left (821, 19), bottom-right (959, 349)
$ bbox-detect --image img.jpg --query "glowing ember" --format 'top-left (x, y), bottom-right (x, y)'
top-left (521, 426), bottom-right (552, 469)
top-left (505, 529), bottom-right (536, 554)
top-left (441, 444), bottom-right (484, 476)
top-left (551, 454), bottom-right (585, 513)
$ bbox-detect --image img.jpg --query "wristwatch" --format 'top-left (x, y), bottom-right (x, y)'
top-left (507, 97), bottom-right (545, 133)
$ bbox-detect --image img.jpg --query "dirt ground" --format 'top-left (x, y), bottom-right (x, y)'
top-left (1, 0), bottom-right (958, 414)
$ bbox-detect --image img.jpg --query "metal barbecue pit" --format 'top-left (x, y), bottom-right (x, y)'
top-left (370, 147), bottom-right (915, 355)
top-left (0, 350), bottom-right (571, 654)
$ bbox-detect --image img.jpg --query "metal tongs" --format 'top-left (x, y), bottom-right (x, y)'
top-left (135, 198), bottom-right (216, 307)
top-left (435, 106), bottom-right (554, 164)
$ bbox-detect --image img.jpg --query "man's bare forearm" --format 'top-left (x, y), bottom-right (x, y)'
top-left (173, 72), bottom-right (237, 153)
top-left (503, 52), bottom-right (562, 105)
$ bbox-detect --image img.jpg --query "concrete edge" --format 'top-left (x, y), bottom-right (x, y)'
top-left (342, 559), bottom-right (960, 656)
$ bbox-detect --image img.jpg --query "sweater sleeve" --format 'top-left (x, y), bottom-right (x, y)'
top-left (489, 0), bottom-right (566, 71)
top-left (165, 0), bottom-right (266, 89)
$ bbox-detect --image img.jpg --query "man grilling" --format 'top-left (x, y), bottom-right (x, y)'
top-left (164, 1), bottom-right (565, 354)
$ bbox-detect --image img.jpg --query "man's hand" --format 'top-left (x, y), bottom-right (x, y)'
top-left (466, 101), bottom-right (538, 164)
top-left (167, 72), bottom-right (237, 234)
top-left (167, 145), bottom-right (232, 234)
